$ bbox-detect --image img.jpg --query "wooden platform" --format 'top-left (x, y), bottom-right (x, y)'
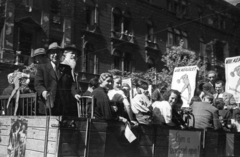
top-left (3, 116), bottom-right (240, 157)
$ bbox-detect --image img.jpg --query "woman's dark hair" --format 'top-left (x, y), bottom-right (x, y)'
top-left (163, 89), bottom-right (181, 103)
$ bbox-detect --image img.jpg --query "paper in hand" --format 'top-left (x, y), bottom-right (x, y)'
top-left (124, 124), bottom-right (136, 143)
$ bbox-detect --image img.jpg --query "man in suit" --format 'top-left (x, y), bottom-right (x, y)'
top-left (34, 42), bottom-right (81, 115)
top-left (203, 70), bottom-right (217, 94)
top-left (151, 81), bottom-right (168, 102)
top-left (191, 92), bottom-right (222, 130)
top-left (214, 80), bottom-right (236, 108)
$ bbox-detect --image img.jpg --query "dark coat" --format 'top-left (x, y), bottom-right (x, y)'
top-left (34, 62), bottom-right (78, 115)
top-left (190, 102), bottom-right (222, 130)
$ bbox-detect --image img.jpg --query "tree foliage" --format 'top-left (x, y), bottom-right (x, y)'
top-left (109, 40), bottom-right (208, 87)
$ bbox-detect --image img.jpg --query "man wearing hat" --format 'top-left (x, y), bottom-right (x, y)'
top-left (34, 42), bottom-right (80, 115)
top-left (31, 48), bottom-right (48, 65)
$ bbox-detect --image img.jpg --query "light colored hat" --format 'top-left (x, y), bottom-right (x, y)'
top-left (31, 48), bottom-right (46, 57)
top-left (46, 42), bottom-right (62, 54)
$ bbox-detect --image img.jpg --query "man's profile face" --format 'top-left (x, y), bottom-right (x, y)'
top-left (208, 73), bottom-right (216, 83)
top-left (215, 83), bottom-right (223, 93)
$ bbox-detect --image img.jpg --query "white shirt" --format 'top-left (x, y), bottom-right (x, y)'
top-left (108, 89), bottom-right (127, 103)
top-left (152, 101), bottom-right (173, 124)
top-left (51, 61), bottom-right (57, 72)
top-left (131, 94), bottom-right (151, 114)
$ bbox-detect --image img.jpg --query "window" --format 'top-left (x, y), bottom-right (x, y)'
top-left (113, 8), bottom-right (122, 33)
top-left (174, 29), bottom-right (181, 45)
top-left (167, 28), bottom-right (188, 47)
top-left (113, 50), bottom-right (122, 70)
top-left (167, 28), bottom-right (174, 45)
top-left (86, 6), bottom-right (95, 26)
top-left (147, 20), bottom-right (154, 42)
top-left (147, 57), bottom-right (155, 69)
top-left (215, 41), bottom-right (224, 62)
top-left (167, 0), bottom-right (173, 11)
top-left (50, 0), bottom-right (61, 29)
top-left (182, 0), bottom-right (187, 16)
top-left (124, 53), bottom-right (132, 72)
top-left (123, 11), bottom-right (132, 34)
top-left (84, 43), bottom-right (95, 73)
top-left (198, 7), bottom-right (203, 23)
top-left (182, 31), bottom-right (188, 48)
top-left (18, 29), bottom-right (32, 65)
top-left (199, 37), bottom-right (205, 57)
top-left (173, 0), bottom-right (180, 14)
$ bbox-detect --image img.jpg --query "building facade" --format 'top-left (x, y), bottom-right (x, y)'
top-left (0, 0), bottom-right (240, 92)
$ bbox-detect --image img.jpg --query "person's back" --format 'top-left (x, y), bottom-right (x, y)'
top-left (191, 101), bottom-right (221, 129)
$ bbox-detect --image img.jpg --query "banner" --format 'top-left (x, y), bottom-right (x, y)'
top-left (168, 130), bottom-right (201, 157)
top-left (225, 56), bottom-right (240, 103)
top-left (171, 66), bottom-right (198, 107)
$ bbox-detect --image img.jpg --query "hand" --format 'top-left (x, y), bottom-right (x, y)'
top-left (42, 91), bottom-right (48, 100)
top-left (119, 116), bottom-right (128, 123)
top-left (75, 94), bottom-right (81, 101)
top-left (180, 125), bottom-right (186, 129)
top-left (130, 120), bottom-right (139, 127)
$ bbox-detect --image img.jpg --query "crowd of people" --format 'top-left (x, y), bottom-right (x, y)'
top-left (87, 71), bottom-right (240, 133)
top-left (2, 42), bottom-right (240, 133)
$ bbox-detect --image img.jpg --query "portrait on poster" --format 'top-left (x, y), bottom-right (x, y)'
top-left (7, 118), bottom-right (28, 157)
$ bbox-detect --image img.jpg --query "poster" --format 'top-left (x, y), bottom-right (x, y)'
top-left (168, 130), bottom-right (201, 157)
top-left (225, 56), bottom-right (240, 103)
top-left (171, 66), bottom-right (198, 107)
top-left (7, 118), bottom-right (28, 157)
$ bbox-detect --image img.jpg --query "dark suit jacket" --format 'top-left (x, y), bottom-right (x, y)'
top-left (190, 102), bottom-right (222, 130)
top-left (34, 62), bottom-right (78, 114)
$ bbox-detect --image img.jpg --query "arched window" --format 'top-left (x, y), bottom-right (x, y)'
top-left (124, 53), bottom-right (132, 72)
top-left (112, 8), bottom-right (122, 33)
top-left (123, 11), bottom-right (132, 34)
top-left (113, 50), bottom-right (122, 70)
top-left (147, 20), bottom-right (154, 42)
top-left (86, 6), bottom-right (95, 26)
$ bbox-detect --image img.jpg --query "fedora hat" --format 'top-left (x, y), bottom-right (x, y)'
top-left (46, 42), bottom-right (62, 54)
top-left (31, 48), bottom-right (46, 57)
top-left (64, 44), bottom-right (81, 54)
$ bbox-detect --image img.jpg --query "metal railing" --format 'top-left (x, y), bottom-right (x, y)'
top-left (0, 93), bottom-right (37, 116)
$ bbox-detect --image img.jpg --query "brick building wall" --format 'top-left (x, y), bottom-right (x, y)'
top-left (0, 0), bottom-right (240, 93)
